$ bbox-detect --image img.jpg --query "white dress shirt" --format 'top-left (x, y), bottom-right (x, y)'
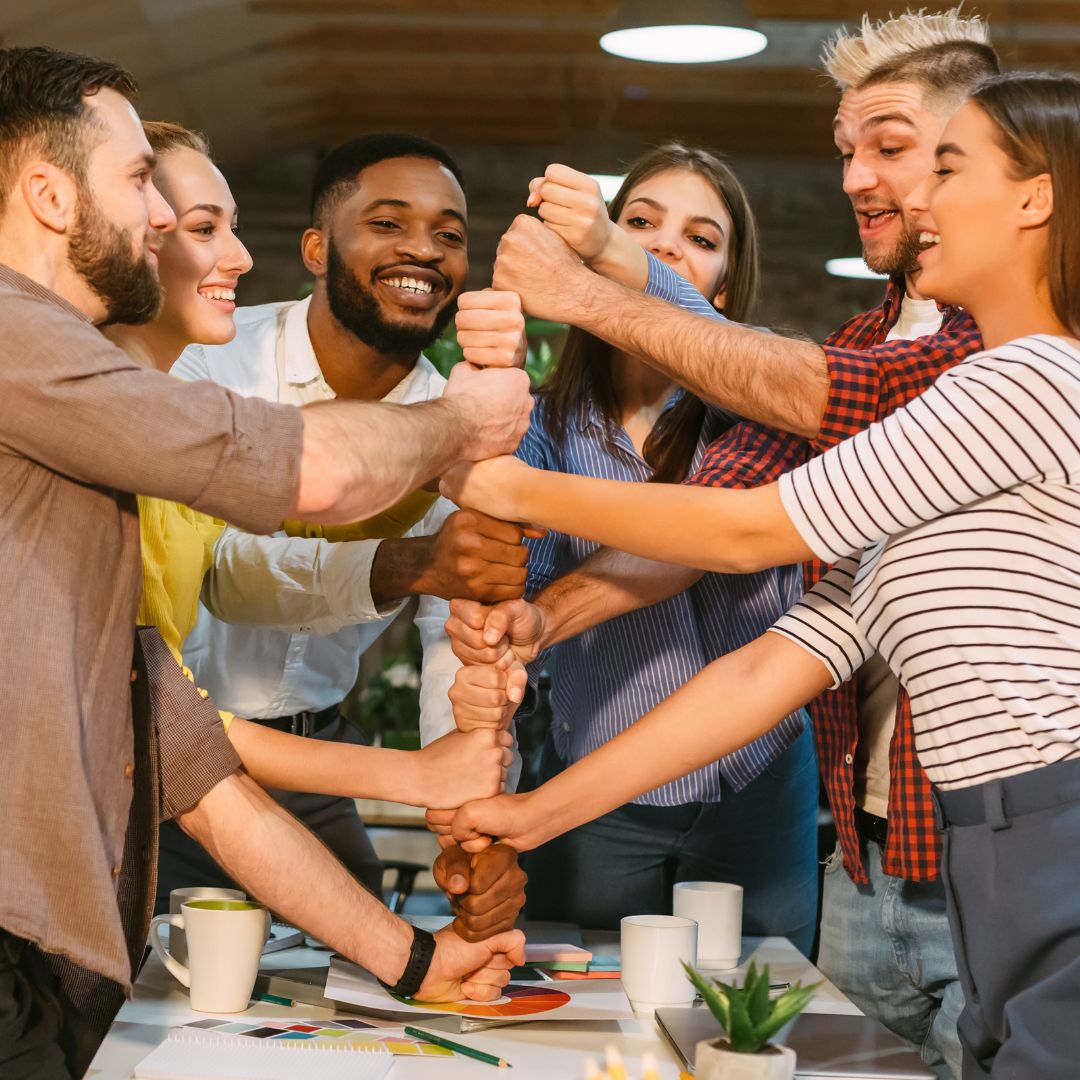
top-left (171, 296), bottom-right (459, 745)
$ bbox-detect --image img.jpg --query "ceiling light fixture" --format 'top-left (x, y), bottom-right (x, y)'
top-left (825, 257), bottom-right (888, 281)
top-left (600, 0), bottom-right (766, 64)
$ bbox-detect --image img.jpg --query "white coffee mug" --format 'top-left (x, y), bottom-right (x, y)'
top-left (673, 881), bottom-right (743, 968)
top-left (150, 899), bottom-right (267, 1012)
top-left (620, 914), bottom-right (698, 1012)
top-left (168, 886), bottom-right (246, 966)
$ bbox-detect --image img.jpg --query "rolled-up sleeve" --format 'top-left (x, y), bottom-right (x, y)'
top-left (0, 290), bottom-right (301, 535)
top-left (203, 528), bottom-right (401, 633)
top-left (137, 628), bottom-right (242, 819)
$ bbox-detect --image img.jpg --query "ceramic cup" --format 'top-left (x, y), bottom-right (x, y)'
top-left (167, 886), bottom-right (246, 966)
top-left (673, 881), bottom-right (743, 968)
top-left (150, 899), bottom-right (268, 1012)
top-left (620, 914), bottom-right (698, 1012)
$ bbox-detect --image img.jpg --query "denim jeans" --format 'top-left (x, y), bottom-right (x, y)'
top-left (524, 724), bottom-right (819, 953)
top-left (817, 838), bottom-right (963, 1079)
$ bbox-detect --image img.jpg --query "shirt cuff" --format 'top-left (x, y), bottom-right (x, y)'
top-left (137, 628), bottom-right (242, 819)
top-left (643, 250), bottom-right (685, 304)
top-left (322, 538), bottom-right (406, 624)
top-left (767, 570), bottom-right (871, 689)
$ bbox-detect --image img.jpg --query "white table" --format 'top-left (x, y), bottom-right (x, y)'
top-left (88, 935), bottom-right (858, 1079)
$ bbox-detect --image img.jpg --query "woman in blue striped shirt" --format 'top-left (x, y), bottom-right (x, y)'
top-left (507, 145), bottom-right (819, 947)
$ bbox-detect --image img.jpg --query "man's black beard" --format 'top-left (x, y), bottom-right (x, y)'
top-left (864, 218), bottom-right (924, 278)
top-left (325, 240), bottom-right (456, 356)
top-left (68, 190), bottom-right (162, 326)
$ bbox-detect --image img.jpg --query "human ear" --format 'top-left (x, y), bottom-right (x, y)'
top-left (19, 162), bottom-right (78, 234)
top-left (1018, 172), bottom-right (1053, 230)
top-left (300, 227), bottom-right (328, 277)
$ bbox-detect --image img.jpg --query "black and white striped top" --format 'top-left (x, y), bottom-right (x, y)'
top-left (772, 335), bottom-right (1080, 790)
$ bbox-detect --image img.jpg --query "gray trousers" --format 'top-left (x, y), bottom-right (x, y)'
top-left (155, 713), bottom-right (384, 913)
top-left (934, 755), bottom-right (1080, 1078)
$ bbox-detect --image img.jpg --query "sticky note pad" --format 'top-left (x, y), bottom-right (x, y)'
top-left (525, 943), bottom-right (593, 963)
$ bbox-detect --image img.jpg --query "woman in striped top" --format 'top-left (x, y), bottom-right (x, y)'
top-left (443, 73), bottom-right (1080, 1075)
top-left (471, 147), bottom-right (819, 943)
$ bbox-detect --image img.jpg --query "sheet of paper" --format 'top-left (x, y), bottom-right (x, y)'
top-left (324, 958), bottom-right (634, 1024)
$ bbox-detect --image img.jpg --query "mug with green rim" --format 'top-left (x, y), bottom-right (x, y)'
top-left (150, 897), bottom-right (269, 1012)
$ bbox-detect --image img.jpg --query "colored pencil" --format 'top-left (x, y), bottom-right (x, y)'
top-left (404, 1025), bottom-right (511, 1068)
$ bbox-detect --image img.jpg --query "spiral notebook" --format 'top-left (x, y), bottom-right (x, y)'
top-left (134, 1027), bottom-right (392, 1080)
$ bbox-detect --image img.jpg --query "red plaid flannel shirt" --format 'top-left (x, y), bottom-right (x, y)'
top-left (689, 278), bottom-right (983, 883)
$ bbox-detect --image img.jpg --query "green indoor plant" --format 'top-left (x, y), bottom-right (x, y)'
top-left (683, 961), bottom-right (818, 1079)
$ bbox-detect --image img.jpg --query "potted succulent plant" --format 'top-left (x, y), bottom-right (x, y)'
top-left (682, 961), bottom-right (818, 1079)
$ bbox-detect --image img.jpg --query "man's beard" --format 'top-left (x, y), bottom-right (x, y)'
top-left (68, 190), bottom-right (162, 326)
top-left (863, 215), bottom-right (924, 278)
top-left (325, 240), bottom-right (456, 355)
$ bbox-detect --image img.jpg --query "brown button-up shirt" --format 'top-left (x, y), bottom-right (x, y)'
top-left (0, 265), bottom-right (303, 995)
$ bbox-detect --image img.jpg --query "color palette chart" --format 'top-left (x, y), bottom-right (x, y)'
top-left (392, 982), bottom-right (571, 1018)
top-left (185, 1017), bottom-right (453, 1057)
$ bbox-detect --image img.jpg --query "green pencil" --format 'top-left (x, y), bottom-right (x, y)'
top-left (404, 1025), bottom-right (512, 1068)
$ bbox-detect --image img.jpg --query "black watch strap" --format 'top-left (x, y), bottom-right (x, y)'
top-left (379, 925), bottom-right (436, 999)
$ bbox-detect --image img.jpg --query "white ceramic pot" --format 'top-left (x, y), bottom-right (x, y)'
top-left (695, 1039), bottom-right (796, 1080)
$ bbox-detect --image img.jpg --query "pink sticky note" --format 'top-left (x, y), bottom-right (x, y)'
top-left (525, 943), bottom-right (593, 963)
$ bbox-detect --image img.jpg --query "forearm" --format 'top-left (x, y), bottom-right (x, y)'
top-left (567, 272), bottom-right (828, 438)
top-left (508, 471), bottom-right (812, 575)
top-left (587, 228), bottom-right (649, 291)
top-left (224, 719), bottom-right (423, 803)
top-left (295, 398), bottom-right (464, 523)
top-left (178, 771), bottom-right (410, 984)
top-left (516, 634), bottom-right (830, 848)
top-left (536, 549), bottom-right (703, 648)
top-left (370, 535), bottom-right (435, 607)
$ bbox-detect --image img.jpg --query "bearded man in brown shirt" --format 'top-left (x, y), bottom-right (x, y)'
top-left (0, 46), bottom-right (531, 1079)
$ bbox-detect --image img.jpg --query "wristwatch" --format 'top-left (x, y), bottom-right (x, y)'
top-left (379, 925), bottom-right (437, 999)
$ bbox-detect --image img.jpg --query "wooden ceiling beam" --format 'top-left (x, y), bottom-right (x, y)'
top-left (251, 0), bottom-right (618, 18)
top-left (750, 0), bottom-right (1080, 22)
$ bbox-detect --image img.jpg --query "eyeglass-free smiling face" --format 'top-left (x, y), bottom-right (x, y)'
top-left (833, 80), bottom-right (953, 280)
top-left (615, 167), bottom-right (732, 306)
top-left (312, 155), bottom-right (469, 355)
top-left (905, 99), bottom-right (1054, 344)
top-left (151, 147), bottom-right (253, 348)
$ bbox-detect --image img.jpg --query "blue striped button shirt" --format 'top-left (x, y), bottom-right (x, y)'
top-left (519, 262), bottom-right (807, 804)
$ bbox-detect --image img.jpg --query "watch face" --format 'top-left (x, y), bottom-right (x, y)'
top-left (392, 983), bottom-right (571, 1018)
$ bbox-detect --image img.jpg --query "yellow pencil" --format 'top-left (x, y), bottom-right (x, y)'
top-left (642, 1051), bottom-right (661, 1080)
top-left (583, 1056), bottom-right (606, 1080)
top-left (605, 1044), bottom-right (628, 1080)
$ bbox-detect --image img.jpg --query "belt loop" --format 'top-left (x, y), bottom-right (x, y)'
top-left (984, 780), bottom-right (1010, 831)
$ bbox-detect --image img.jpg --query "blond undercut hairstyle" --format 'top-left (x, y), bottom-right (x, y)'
top-left (822, 8), bottom-right (999, 109)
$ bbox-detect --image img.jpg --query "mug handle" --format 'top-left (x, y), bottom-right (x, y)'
top-left (149, 913), bottom-right (191, 987)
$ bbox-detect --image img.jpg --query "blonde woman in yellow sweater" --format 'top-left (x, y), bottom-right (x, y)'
top-left (106, 122), bottom-right (510, 814)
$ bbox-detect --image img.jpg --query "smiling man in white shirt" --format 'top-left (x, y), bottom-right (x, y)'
top-left (166, 133), bottom-right (530, 916)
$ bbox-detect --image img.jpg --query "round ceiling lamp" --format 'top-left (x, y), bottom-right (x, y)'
top-left (825, 257), bottom-right (888, 281)
top-left (600, 1), bottom-right (767, 64)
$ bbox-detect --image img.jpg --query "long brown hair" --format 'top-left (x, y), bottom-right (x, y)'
top-left (539, 143), bottom-right (760, 482)
top-left (971, 72), bottom-right (1080, 338)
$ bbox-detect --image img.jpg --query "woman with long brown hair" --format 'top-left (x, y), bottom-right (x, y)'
top-left (492, 145), bottom-right (820, 945)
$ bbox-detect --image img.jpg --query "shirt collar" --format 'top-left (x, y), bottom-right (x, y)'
top-left (0, 264), bottom-right (92, 323)
top-left (283, 294), bottom-right (436, 403)
top-left (880, 274), bottom-right (960, 332)
top-left (282, 295), bottom-right (322, 387)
